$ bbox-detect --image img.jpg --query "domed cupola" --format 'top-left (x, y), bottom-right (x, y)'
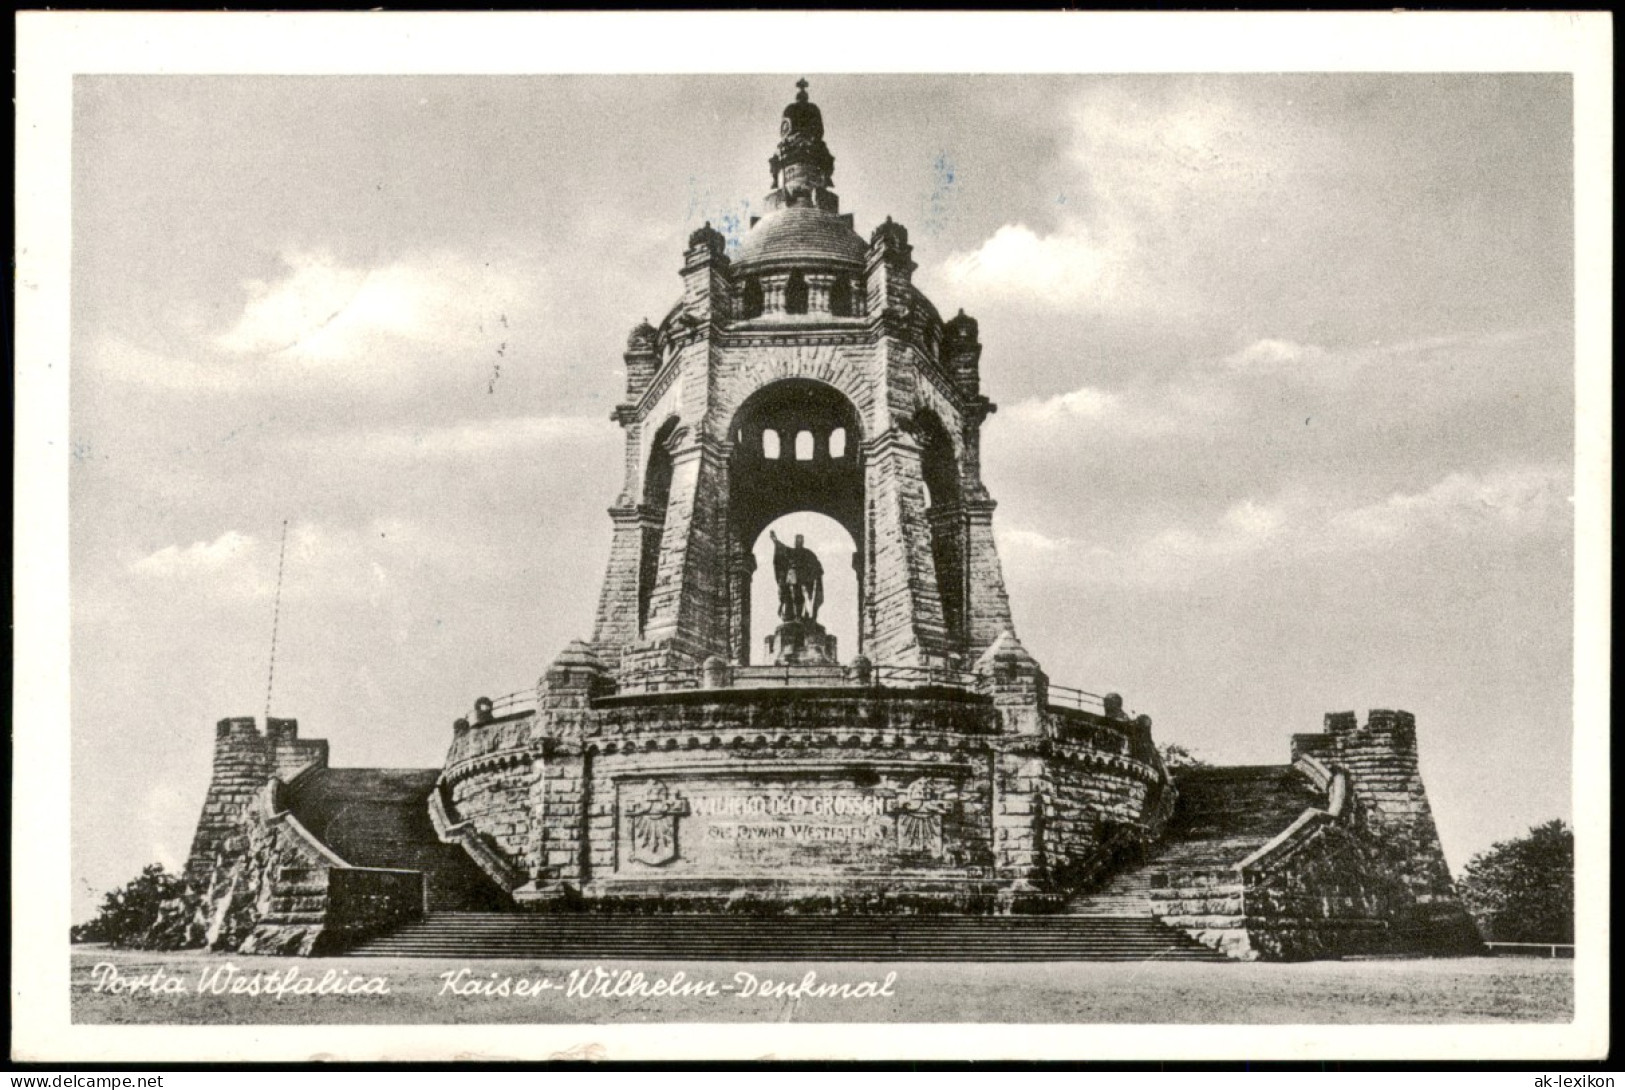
top-left (734, 80), bottom-right (868, 316)
top-left (767, 79), bottom-right (837, 213)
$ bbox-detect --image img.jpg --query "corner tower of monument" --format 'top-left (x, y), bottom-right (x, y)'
top-left (592, 80), bottom-right (1016, 678)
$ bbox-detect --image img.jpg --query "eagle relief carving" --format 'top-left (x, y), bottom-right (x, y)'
top-left (625, 780), bottom-right (691, 867)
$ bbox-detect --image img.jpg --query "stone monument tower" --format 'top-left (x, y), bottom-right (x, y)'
top-left (179, 82), bottom-right (1478, 957)
top-left (591, 80), bottom-right (1016, 680)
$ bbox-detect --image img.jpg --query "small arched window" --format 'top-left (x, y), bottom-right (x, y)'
top-left (829, 427), bottom-right (847, 459)
top-left (795, 430), bottom-right (815, 461)
top-left (762, 429), bottom-right (781, 460)
top-left (785, 271), bottom-right (808, 315)
top-left (830, 276), bottom-right (852, 317)
top-left (742, 276), bottom-right (764, 319)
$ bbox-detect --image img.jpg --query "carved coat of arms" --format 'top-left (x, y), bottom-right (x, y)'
top-left (891, 779), bottom-right (957, 859)
top-left (625, 781), bottom-right (690, 866)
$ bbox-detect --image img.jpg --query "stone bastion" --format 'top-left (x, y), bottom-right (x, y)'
top-left (435, 635), bottom-right (1173, 913)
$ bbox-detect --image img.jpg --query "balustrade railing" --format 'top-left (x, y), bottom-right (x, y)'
top-left (467, 689), bottom-right (536, 723)
top-left (465, 666), bottom-right (1138, 726)
top-left (1045, 683), bottom-right (1108, 713)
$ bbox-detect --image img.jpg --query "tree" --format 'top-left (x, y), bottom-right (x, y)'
top-left (1159, 743), bottom-right (1210, 772)
top-left (1456, 819), bottom-right (1573, 944)
top-left (71, 863), bottom-right (200, 948)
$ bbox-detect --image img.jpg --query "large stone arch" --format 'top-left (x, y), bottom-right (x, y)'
top-left (715, 345), bottom-right (877, 439)
top-left (724, 378), bottom-right (866, 663)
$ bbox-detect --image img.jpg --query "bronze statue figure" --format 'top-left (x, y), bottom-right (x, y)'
top-left (769, 530), bottom-right (824, 623)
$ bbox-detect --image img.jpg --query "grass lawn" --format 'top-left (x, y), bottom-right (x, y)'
top-left (71, 946), bottom-right (1572, 1025)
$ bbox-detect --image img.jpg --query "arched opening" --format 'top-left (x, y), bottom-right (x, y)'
top-left (639, 417), bottom-right (679, 632)
top-left (749, 514), bottom-right (858, 666)
top-left (829, 427), bottom-right (847, 459)
top-left (727, 379), bottom-right (865, 665)
top-left (741, 276), bottom-right (764, 319)
top-left (915, 410), bottom-right (966, 644)
top-left (762, 428), bottom-right (781, 460)
top-left (830, 275), bottom-right (852, 317)
top-left (784, 271), bottom-right (808, 315)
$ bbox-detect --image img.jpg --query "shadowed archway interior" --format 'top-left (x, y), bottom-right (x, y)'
top-left (728, 379), bottom-right (864, 663)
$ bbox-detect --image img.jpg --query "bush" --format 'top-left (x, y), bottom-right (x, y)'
top-left (1159, 743), bottom-right (1210, 771)
top-left (72, 863), bottom-right (202, 949)
top-left (1456, 819), bottom-right (1573, 944)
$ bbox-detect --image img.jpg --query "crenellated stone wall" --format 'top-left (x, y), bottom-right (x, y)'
top-left (1137, 711), bottom-right (1482, 960)
top-left (1290, 709), bottom-right (1479, 950)
top-left (184, 717), bottom-right (328, 892)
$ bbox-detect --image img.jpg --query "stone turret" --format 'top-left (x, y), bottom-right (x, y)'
top-left (184, 716), bottom-right (327, 890)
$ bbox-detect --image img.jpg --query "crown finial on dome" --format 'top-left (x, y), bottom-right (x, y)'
top-left (766, 78), bottom-right (837, 212)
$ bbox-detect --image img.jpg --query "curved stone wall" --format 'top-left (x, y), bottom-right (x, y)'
top-left (444, 681), bottom-right (1174, 911)
top-left (441, 713), bottom-right (535, 869)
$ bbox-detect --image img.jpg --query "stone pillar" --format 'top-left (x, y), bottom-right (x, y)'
top-left (680, 223), bottom-right (731, 321)
top-left (942, 309), bottom-right (982, 399)
top-left (623, 322), bottom-right (660, 401)
top-left (185, 718), bottom-right (272, 891)
top-left (927, 501), bottom-right (968, 646)
top-left (961, 496), bottom-right (1015, 659)
top-left (862, 428), bottom-right (953, 666)
top-left (761, 273), bottom-right (789, 315)
top-left (591, 502), bottom-right (659, 672)
top-left (638, 433), bottom-right (733, 668)
top-left (518, 643), bottom-right (608, 904)
top-left (850, 550), bottom-right (865, 657)
top-left (975, 630), bottom-right (1051, 902)
top-left (866, 218), bottom-right (915, 317)
top-left (728, 548), bottom-right (756, 665)
top-left (805, 272), bottom-right (836, 315)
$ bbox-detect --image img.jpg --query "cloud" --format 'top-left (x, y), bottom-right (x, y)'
top-left (90, 249), bottom-right (548, 396)
top-left (1002, 377), bottom-right (1233, 440)
top-left (940, 223), bottom-right (1114, 306)
top-left (1331, 465), bottom-right (1572, 544)
top-left (1000, 464), bottom-right (1570, 591)
top-left (1222, 338), bottom-right (1331, 372)
top-left (997, 526), bottom-right (1079, 558)
top-left (125, 520), bottom-right (485, 605)
top-left (215, 248), bottom-right (538, 367)
top-left (130, 530), bottom-right (257, 577)
top-left (1008, 385), bottom-right (1121, 422)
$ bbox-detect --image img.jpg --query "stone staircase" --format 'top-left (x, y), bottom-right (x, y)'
top-left (343, 912), bottom-right (1230, 962)
top-left (1065, 764), bottom-right (1325, 920)
top-left (1067, 871), bottom-right (1156, 917)
top-left (283, 768), bottom-right (510, 912)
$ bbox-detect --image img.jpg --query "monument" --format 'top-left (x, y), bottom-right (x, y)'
top-left (766, 531), bottom-right (833, 665)
top-left (179, 82), bottom-right (1480, 961)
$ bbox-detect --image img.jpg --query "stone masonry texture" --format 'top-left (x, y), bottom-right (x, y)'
top-left (177, 85), bottom-right (1479, 961)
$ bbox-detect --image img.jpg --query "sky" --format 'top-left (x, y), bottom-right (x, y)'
top-left (67, 73), bottom-right (1576, 922)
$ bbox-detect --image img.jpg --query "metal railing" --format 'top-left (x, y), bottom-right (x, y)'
top-left (1046, 683), bottom-right (1108, 713)
top-left (465, 667), bottom-right (1133, 722)
top-left (466, 689), bottom-right (536, 723)
top-left (871, 664), bottom-right (978, 689)
top-left (1484, 941), bottom-right (1574, 958)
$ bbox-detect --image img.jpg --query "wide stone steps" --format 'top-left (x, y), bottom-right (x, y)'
top-left (343, 912), bottom-right (1230, 962)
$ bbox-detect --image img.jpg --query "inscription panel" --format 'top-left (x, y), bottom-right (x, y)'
top-left (614, 773), bottom-right (979, 875)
